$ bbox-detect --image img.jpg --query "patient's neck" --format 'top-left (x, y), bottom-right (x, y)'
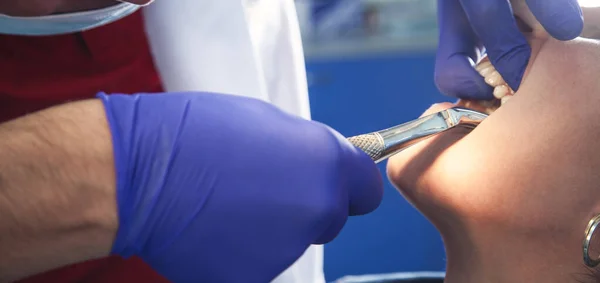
top-left (442, 227), bottom-right (587, 283)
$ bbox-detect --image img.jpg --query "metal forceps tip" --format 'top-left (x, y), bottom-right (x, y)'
top-left (347, 107), bottom-right (488, 163)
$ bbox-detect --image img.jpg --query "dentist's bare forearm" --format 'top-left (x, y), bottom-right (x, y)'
top-left (0, 100), bottom-right (118, 282)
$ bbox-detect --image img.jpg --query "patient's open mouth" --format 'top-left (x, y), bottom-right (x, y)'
top-left (456, 55), bottom-right (514, 115)
top-left (475, 55), bottom-right (515, 105)
top-left (457, 0), bottom-right (535, 114)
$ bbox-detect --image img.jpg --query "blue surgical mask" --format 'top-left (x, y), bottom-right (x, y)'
top-left (0, 2), bottom-right (142, 36)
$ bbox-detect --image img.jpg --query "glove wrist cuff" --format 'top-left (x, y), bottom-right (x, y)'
top-left (96, 92), bottom-right (138, 258)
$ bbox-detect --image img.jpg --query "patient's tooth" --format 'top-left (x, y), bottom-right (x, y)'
top-left (493, 85), bottom-right (510, 99)
top-left (501, 95), bottom-right (511, 105)
top-left (478, 66), bottom-right (495, 77)
top-left (485, 71), bottom-right (505, 86)
top-left (476, 60), bottom-right (492, 71)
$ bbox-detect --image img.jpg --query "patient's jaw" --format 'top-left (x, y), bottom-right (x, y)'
top-left (387, 4), bottom-right (600, 283)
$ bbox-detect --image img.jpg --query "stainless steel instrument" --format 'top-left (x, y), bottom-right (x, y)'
top-left (347, 107), bottom-right (488, 163)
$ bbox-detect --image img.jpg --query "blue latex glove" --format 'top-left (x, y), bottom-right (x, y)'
top-left (434, 0), bottom-right (583, 100)
top-left (98, 92), bottom-right (383, 283)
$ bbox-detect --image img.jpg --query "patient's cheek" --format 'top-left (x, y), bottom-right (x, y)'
top-left (390, 38), bottom-right (600, 246)
top-left (447, 39), bottom-right (600, 227)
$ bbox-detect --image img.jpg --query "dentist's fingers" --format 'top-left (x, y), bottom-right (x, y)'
top-left (525, 0), bottom-right (583, 40)
top-left (459, 0), bottom-right (531, 91)
top-left (434, 0), bottom-right (493, 100)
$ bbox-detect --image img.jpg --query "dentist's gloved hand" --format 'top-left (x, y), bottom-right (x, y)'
top-left (98, 92), bottom-right (383, 283)
top-left (434, 0), bottom-right (583, 100)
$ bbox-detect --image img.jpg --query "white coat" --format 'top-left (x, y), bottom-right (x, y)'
top-left (142, 1), bottom-right (324, 282)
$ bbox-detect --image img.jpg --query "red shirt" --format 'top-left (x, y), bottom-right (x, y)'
top-left (0, 11), bottom-right (170, 283)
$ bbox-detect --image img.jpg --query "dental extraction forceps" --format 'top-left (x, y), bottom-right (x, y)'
top-left (347, 107), bottom-right (488, 163)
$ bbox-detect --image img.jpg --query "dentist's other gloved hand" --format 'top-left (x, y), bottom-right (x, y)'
top-left (434, 0), bottom-right (583, 100)
top-left (98, 92), bottom-right (383, 283)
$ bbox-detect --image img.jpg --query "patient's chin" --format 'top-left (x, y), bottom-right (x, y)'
top-left (385, 103), bottom-right (455, 204)
top-left (386, 104), bottom-right (474, 228)
top-left (387, 163), bottom-right (471, 240)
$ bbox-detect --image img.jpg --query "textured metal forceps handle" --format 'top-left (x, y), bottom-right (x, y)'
top-left (348, 107), bottom-right (488, 163)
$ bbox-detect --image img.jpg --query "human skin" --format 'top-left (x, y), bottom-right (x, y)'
top-left (386, 22), bottom-right (600, 283)
top-left (0, 100), bottom-right (118, 282)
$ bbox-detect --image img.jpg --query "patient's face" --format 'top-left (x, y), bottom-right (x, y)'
top-left (387, 36), bottom-right (600, 282)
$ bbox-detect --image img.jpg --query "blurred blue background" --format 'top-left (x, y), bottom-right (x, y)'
top-left (295, 0), bottom-right (450, 281)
